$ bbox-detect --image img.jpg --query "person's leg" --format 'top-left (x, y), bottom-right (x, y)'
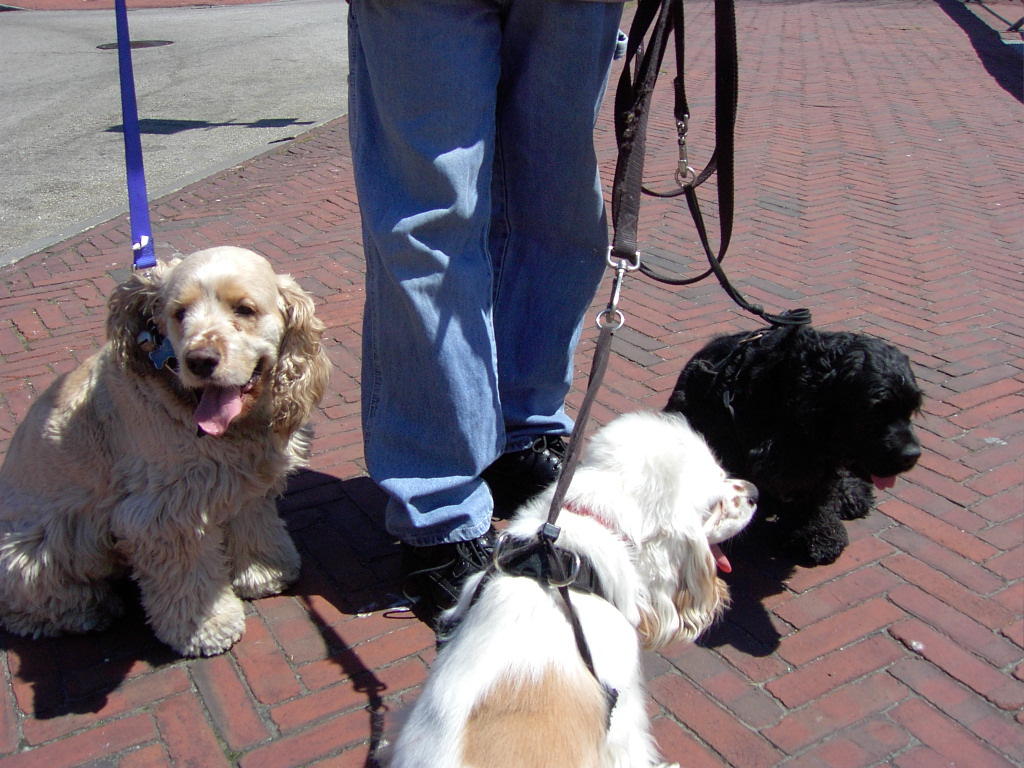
top-left (348, 0), bottom-right (504, 546)
top-left (489, 0), bottom-right (624, 450)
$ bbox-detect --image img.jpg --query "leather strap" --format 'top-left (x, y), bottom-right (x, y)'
top-left (612, 0), bottom-right (811, 328)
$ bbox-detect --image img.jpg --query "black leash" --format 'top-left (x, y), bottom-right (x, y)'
top-left (504, 0), bottom-right (779, 713)
top-left (542, 0), bottom-right (810, 535)
top-left (613, 0), bottom-right (811, 328)
top-left (463, 275), bottom-right (628, 715)
top-left (450, 279), bottom-right (631, 716)
top-left (464, 0), bottom-right (816, 725)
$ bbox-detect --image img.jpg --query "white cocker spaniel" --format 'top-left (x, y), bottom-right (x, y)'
top-left (385, 410), bottom-right (757, 768)
top-left (0, 246), bottom-right (331, 656)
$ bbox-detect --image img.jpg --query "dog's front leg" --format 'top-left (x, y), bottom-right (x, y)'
top-left (113, 499), bottom-right (245, 656)
top-left (227, 496), bottom-right (300, 599)
top-left (834, 471), bottom-right (875, 521)
top-left (782, 489), bottom-right (849, 566)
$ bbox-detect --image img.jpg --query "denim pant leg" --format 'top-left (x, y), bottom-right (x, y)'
top-left (491, 0), bottom-right (623, 450)
top-left (349, 0), bottom-right (505, 546)
top-left (348, 0), bottom-right (621, 546)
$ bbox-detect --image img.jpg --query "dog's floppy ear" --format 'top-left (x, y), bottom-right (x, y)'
top-left (271, 273), bottom-right (331, 435)
top-left (106, 261), bottom-right (173, 373)
top-left (637, 531), bottom-right (728, 650)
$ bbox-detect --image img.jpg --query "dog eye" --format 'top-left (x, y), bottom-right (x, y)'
top-left (234, 304), bottom-right (257, 317)
top-left (172, 307), bottom-right (186, 324)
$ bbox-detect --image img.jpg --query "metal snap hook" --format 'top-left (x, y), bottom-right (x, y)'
top-left (606, 246), bottom-right (641, 272)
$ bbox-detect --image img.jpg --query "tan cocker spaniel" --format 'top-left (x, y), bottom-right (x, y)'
top-left (0, 246), bottom-right (331, 656)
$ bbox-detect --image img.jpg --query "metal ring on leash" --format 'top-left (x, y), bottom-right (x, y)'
top-left (547, 549), bottom-right (582, 588)
top-left (492, 534), bottom-right (583, 588)
top-left (596, 307), bottom-right (625, 330)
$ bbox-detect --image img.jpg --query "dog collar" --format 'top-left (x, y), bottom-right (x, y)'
top-left (563, 500), bottom-right (634, 548)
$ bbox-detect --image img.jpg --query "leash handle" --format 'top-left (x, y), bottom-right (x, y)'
top-left (613, 0), bottom-right (810, 328)
top-left (114, 0), bottom-right (156, 270)
top-left (610, 0), bottom-right (675, 265)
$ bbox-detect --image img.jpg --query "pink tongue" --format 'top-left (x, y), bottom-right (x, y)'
top-left (872, 475), bottom-right (896, 490)
top-left (195, 385), bottom-right (243, 436)
top-left (710, 543), bottom-right (732, 574)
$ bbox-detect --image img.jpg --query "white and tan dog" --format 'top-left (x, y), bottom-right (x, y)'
top-left (386, 411), bottom-right (757, 768)
top-left (0, 246), bottom-right (331, 656)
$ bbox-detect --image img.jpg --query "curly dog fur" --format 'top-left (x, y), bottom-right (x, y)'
top-left (665, 324), bottom-right (922, 565)
top-left (0, 247), bottom-right (331, 655)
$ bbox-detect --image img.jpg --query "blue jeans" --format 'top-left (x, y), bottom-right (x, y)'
top-left (348, 0), bottom-right (623, 546)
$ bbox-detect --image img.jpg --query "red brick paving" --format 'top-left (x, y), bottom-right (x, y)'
top-left (1, 0), bottom-right (1022, 766)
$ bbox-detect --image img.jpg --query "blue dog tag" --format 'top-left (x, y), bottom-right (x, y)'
top-left (149, 336), bottom-right (177, 370)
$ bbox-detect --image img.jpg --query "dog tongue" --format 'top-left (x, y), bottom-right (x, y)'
top-left (872, 475), bottom-right (896, 490)
top-left (195, 385), bottom-right (242, 436)
top-left (710, 543), bottom-right (732, 573)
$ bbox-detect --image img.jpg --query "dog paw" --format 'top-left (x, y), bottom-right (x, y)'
top-left (837, 494), bottom-right (873, 521)
top-left (835, 473), bottom-right (875, 520)
top-left (232, 560), bottom-right (299, 600)
top-left (170, 591), bottom-right (246, 657)
top-left (791, 532), bottom-right (848, 566)
top-left (838, 506), bottom-right (870, 521)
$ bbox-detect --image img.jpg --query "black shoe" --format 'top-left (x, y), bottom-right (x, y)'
top-left (401, 531), bottom-right (496, 615)
top-left (482, 435), bottom-right (567, 519)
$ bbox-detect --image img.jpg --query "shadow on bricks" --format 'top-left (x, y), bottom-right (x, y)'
top-left (934, 0), bottom-right (1024, 100)
top-left (281, 470), bottom-right (406, 615)
top-left (281, 470), bottom-right (412, 767)
top-left (297, 595), bottom-right (389, 767)
top-left (698, 531), bottom-right (800, 657)
top-left (0, 582), bottom-right (180, 720)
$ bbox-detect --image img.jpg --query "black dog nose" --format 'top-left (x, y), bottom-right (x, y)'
top-left (900, 441), bottom-right (922, 470)
top-left (185, 349), bottom-right (220, 378)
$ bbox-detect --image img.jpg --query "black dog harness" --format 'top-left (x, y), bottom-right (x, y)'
top-left (449, 524), bottom-right (620, 727)
top-left (700, 328), bottom-right (771, 423)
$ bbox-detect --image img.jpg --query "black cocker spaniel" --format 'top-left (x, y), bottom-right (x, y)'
top-left (666, 324), bottom-right (922, 565)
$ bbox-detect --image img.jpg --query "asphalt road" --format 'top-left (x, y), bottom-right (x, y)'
top-left (0, 0), bottom-right (348, 265)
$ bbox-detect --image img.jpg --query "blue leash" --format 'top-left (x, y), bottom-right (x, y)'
top-left (113, 0), bottom-right (157, 270)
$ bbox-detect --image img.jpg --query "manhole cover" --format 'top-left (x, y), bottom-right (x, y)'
top-left (97, 40), bottom-right (174, 50)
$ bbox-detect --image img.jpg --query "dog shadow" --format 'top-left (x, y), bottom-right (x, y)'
top-left (0, 470), bottom-right (408, 740)
top-left (0, 580), bottom-right (179, 720)
top-left (697, 523), bottom-right (801, 656)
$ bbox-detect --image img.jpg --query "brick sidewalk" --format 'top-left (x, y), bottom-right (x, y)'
top-left (1, 1), bottom-right (1022, 766)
